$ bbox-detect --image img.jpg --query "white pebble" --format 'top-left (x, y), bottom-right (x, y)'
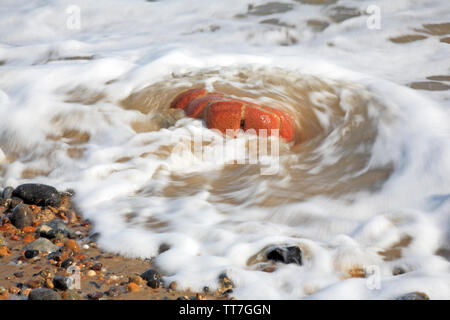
top-left (87, 270), bottom-right (96, 277)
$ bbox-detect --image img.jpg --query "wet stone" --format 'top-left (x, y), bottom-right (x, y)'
top-left (87, 291), bottom-right (104, 300)
top-left (1, 186), bottom-right (14, 200)
top-left (62, 289), bottom-right (81, 300)
top-left (61, 257), bottom-right (74, 269)
top-left (105, 286), bottom-right (121, 297)
top-left (266, 245), bottom-right (303, 265)
top-left (24, 250), bottom-right (40, 259)
top-left (25, 238), bottom-right (59, 253)
top-left (13, 183), bottom-right (61, 207)
top-left (10, 204), bottom-right (34, 229)
top-left (9, 197), bottom-right (24, 210)
top-left (28, 288), bottom-right (61, 300)
top-left (39, 220), bottom-right (72, 239)
top-left (140, 269), bottom-right (161, 288)
top-left (248, 2), bottom-right (294, 16)
top-left (53, 275), bottom-right (72, 290)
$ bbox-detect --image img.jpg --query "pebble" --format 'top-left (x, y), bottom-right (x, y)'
top-left (130, 275), bottom-right (146, 286)
top-left (40, 220), bottom-right (72, 239)
top-left (62, 289), bottom-right (81, 300)
top-left (393, 267), bottom-right (406, 276)
top-left (169, 281), bottom-right (177, 290)
top-left (87, 270), bottom-right (96, 277)
top-left (24, 250), bottom-right (40, 259)
top-left (25, 238), bottom-right (59, 253)
top-left (87, 291), bottom-right (103, 300)
top-left (1, 186), bottom-right (14, 200)
top-left (28, 288), bottom-right (61, 300)
top-left (13, 183), bottom-right (62, 207)
top-left (9, 197), bottom-right (24, 210)
top-left (126, 282), bottom-right (140, 293)
top-left (82, 244), bottom-right (89, 250)
top-left (61, 257), bottom-right (74, 269)
top-left (27, 279), bottom-right (42, 289)
top-left (105, 287), bottom-right (121, 297)
top-left (140, 268), bottom-right (161, 289)
top-left (45, 279), bottom-right (54, 289)
top-left (10, 204), bottom-right (34, 229)
top-left (0, 245), bottom-right (11, 257)
top-left (266, 245), bottom-right (303, 265)
top-left (395, 292), bottom-right (430, 300)
top-left (64, 239), bottom-right (80, 253)
top-left (53, 275), bottom-right (72, 290)
top-left (90, 262), bottom-right (102, 271)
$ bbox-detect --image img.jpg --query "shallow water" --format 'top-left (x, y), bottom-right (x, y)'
top-left (0, 0), bottom-right (449, 299)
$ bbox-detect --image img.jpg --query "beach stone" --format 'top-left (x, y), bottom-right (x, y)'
top-left (126, 282), bottom-right (140, 293)
top-left (9, 197), bottom-right (24, 210)
top-left (25, 238), bottom-right (59, 253)
top-left (395, 292), bottom-right (430, 300)
top-left (61, 257), bottom-right (74, 269)
top-left (140, 269), bottom-right (161, 288)
top-left (53, 275), bottom-right (72, 290)
top-left (28, 288), bottom-right (61, 300)
top-left (64, 239), bottom-right (80, 253)
top-left (10, 204), bottom-right (34, 229)
top-left (1, 186), bottom-right (14, 200)
top-left (62, 289), bottom-right (81, 300)
top-left (24, 250), bottom-right (39, 259)
top-left (105, 286), bottom-right (121, 297)
top-left (87, 291), bottom-right (103, 300)
top-left (266, 245), bottom-right (302, 265)
top-left (39, 219), bottom-right (72, 239)
top-left (13, 183), bottom-right (61, 207)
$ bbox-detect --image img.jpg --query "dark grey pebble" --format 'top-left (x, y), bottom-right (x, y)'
top-left (140, 268), bottom-right (161, 288)
top-left (13, 183), bottom-right (61, 207)
top-left (9, 197), bottom-right (24, 210)
top-left (53, 275), bottom-right (73, 290)
top-left (25, 238), bottom-right (59, 253)
top-left (87, 291), bottom-right (103, 300)
top-left (266, 245), bottom-right (302, 265)
top-left (24, 250), bottom-right (40, 259)
top-left (91, 262), bottom-right (103, 271)
top-left (28, 288), bottom-right (61, 300)
top-left (10, 204), bottom-right (34, 229)
top-left (105, 287), bottom-right (121, 297)
top-left (2, 186), bottom-right (14, 200)
top-left (61, 257), bottom-right (74, 269)
top-left (40, 219), bottom-right (72, 239)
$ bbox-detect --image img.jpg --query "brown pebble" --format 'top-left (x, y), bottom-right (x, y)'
top-left (196, 293), bottom-right (205, 300)
top-left (64, 240), bottom-right (80, 253)
top-left (0, 246), bottom-right (12, 257)
top-left (27, 279), bottom-right (42, 289)
top-left (130, 275), bottom-right (146, 286)
top-left (126, 282), bottom-right (140, 293)
top-left (262, 266), bottom-right (276, 273)
top-left (14, 272), bottom-right (24, 278)
top-left (45, 278), bottom-right (54, 289)
top-left (9, 287), bottom-right (21, 295)
top-left (21, 288), bottom-right (31, 296)
top-left (169, 281), bottom-right (177, 290)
